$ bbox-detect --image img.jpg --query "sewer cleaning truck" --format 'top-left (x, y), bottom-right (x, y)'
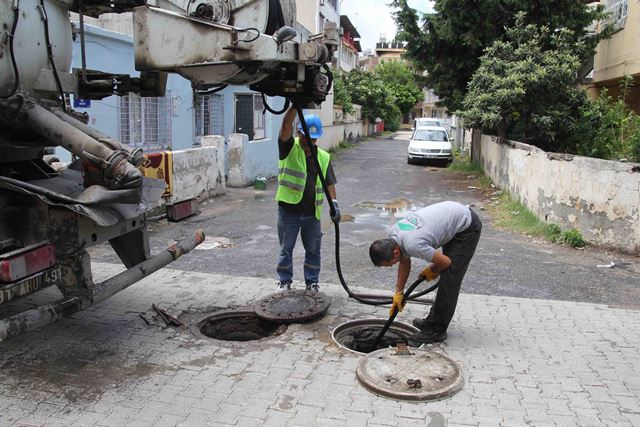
top-left (0, 0), bottom-right (337, 340)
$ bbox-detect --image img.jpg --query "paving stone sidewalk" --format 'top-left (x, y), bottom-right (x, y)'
top-left (0, 263), bottom-right (638, 426)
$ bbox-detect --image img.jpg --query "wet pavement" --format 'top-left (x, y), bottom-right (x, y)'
top-left (93, 131), bottom-right (640, 309)
top-left (0, 131), bottom-right (639, 425)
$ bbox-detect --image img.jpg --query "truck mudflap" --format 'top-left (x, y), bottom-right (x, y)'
top-left (0, 230), bottom-right (205, 342)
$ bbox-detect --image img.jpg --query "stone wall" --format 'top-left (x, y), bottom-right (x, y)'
top-left (480, 135), bottom-right (640, 254)
top-left (167, 136), bottom-right (226, 204)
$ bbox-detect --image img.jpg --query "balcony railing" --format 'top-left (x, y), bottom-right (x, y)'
top-left (376, 42), bottom-right (405, 49)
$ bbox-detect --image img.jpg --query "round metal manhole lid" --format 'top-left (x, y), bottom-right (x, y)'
top-left (255, 290), bottom-right (331, 322)
top-left (356, 347), bottom-right (463, 401)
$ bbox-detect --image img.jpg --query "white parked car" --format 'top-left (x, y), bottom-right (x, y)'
top-left (413, 118), bottom-right (442, 130)
top-left (407, 126), bottom-right (453, 165)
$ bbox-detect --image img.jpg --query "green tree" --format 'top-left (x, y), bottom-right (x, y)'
top-left (332, 71), bottom-right (354, 114)
top-left (392, 0), bottom-right (607, 112)
top-left (460, 13), bottom-right (588, 150)
top-left (343, 69), bottom-right (402, 130)
top-left (374, 60), bottom-right (423, 117)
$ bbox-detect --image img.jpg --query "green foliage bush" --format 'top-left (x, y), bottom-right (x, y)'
top-left (335, 61), bottom-right (421, 132)
top-left (460, 13), bottom-right (589, 151)
top-left (384, 114), bottom-right (401, 132)
top-left (392, 0), bottom-right (606, 112)
top-left (374, 60), bottom-right (423, 117)
top-left (573, 77), bottom-right (640, 163)
top-left (558, 228), bottom-right (586, 248)
top-left (332, 72), bottom-right (354, 114)
top-left (343, 70), bottom-right (390, 122)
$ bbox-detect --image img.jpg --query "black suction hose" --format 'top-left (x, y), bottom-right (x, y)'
top-left (292, 102), bottom-right (439, 306)
top-left (370, 279), bottom-right (440, 350)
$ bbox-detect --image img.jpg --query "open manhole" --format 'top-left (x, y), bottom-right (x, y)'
top-left (332, 319), bottom-right (419, 354)
top-left (199, 309), bottom-right (287, 341)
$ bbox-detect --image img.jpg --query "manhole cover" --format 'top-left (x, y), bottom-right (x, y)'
top-left (198, 309), bottom-right (287, 341)
top-left (255, 290), bottom-right (331, 322)
top-left (332, 319), bottom-right (419, 354)
top-left (356, 347), bottom-right (462, 401)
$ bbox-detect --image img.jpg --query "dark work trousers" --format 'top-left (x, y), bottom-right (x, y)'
top-left (423, 209), bottom-right (482, 333)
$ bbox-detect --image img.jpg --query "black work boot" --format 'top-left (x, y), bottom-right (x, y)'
top-left (412, 318), bottom-right (428, 330)
top-left (407, 329), bottom-right (447, 346)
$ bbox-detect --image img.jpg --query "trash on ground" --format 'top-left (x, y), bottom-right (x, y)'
top-left (139, 314), bottom-right (151, 325)
top-left (195, 238), bottom-right (232, 250)
top-left (597, 262), bottom-right (615, 268)
top-left (152, 304), bottom-right (184, 327)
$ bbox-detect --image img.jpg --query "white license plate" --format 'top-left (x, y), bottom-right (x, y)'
top-left (0, 266), bottom-right (61, 303)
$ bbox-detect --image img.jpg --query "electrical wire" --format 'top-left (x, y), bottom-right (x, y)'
top-left (38, 0), bottom-right (67, 111)
top-left (236, 27), bottom-right (260, 43)
top-left (0, 0), bottom-right (20, 99)
top-left (261, 93), bottom-right (289, 115)
top-left (194, 84), bottom-right (228, 95)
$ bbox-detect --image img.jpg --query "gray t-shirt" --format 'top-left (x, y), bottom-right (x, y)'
top-left (389, 201), bottom-right (472, 262)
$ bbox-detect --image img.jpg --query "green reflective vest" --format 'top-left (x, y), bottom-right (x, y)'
top-left (276, 138), bottom-right (330, 220)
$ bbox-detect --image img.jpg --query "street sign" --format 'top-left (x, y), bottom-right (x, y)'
top-left (73, 98), bottom-right (91, 108)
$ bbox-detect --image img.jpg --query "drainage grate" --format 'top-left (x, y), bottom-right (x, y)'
top-left (199, 310), bottom-right (287, 341)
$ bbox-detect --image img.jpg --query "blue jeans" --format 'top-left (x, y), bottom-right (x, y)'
top-left (277, 206), bottom-right (322, 284)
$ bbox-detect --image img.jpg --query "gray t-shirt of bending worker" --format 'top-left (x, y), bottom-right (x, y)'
top-left (389, 201), bottom-right (472, 262)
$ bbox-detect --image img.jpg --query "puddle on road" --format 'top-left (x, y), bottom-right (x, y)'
top-left (355, 198), bottom-right (423, 219)
top-left (324, 198), bottom-right (426, 230)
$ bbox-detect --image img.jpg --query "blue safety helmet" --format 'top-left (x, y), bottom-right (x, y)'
top-left (297, 114), bottom-right (323, 139)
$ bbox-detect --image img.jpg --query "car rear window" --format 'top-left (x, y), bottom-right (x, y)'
top-left (413, 130), bottom-right (448, 141)
top-left (416, 119), bottom-right (441, 127)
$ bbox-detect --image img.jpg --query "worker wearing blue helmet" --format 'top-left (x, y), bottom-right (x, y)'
top-left (275, 107), bottom-right (340, 293)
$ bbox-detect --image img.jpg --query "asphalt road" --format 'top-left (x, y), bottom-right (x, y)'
top-left (91, 131), bottom-right (640, 309)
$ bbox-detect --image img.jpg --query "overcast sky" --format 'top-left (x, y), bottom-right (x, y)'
top-left (340, 0), bottom-right (434, 54)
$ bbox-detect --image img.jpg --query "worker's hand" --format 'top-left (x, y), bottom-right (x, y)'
top-left (420, 266), bottom-right (439, 281)
top-left (389, 291), bottom-right (405, 316)
top-left (330, 199), bottom-right (341, 223)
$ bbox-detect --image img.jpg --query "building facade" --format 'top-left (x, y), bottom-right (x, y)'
top-left (338, 15), bottom-right (362, 73)
top-left (588, 0), bottom-right (640, 113)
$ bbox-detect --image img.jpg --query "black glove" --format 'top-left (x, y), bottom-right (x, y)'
top-left (330, 199), bottom-right (341, 223)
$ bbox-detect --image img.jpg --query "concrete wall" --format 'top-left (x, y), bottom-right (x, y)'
top-left (227, 134), bottom-right (279, 187)
top-left (318, 104), bottom-right (367, 149)
top-left (320, 121), bottom-right (367, 150)
top-left (168, 136), bottom-right (226, 205)
top-left (480, 135), bottom-right (640, 254)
